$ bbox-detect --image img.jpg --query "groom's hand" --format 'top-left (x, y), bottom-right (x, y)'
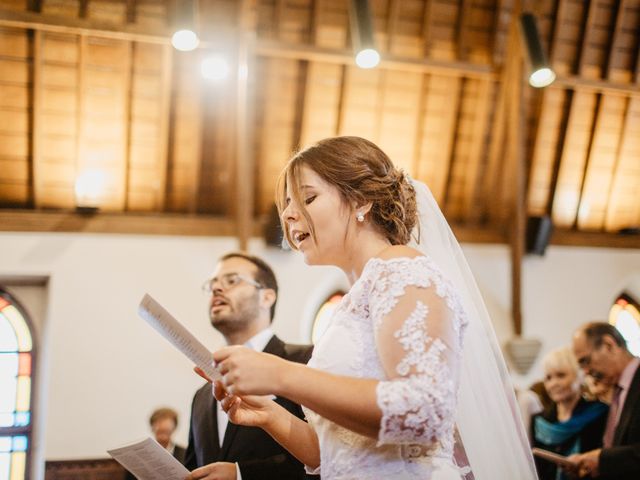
top-left (187, 461), bottom-right (237, 480)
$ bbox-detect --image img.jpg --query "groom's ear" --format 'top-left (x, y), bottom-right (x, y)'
top-left (260, 288), bottom-right (276, 311)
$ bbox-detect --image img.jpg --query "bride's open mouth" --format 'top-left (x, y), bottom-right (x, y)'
top-left (292, 230), bottom-right (310, 248)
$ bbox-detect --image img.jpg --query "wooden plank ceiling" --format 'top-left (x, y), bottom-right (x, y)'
top-left (0, 0), bottom-right (639, 248)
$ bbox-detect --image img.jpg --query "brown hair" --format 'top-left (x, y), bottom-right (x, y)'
top-left (149, 407), bottom-right (178, 428)
top-left (219, 252), bottom-right (279, 322)
top-left (276, 136), bottom-right (417, 249)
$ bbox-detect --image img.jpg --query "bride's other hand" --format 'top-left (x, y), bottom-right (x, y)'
top-left (213, 346), bottom-right (286, 396)
top-left (218, 389), bottom-right (276, 427)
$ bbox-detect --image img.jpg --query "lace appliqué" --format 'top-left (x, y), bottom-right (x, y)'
top-left (376, 301), bottom-right (456, 448)
top-left (368, 257), bottom-right (467, 335)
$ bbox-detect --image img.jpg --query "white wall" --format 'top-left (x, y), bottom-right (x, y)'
top-left (1, 232), bottom-right (639, 477)
top-left (461, 243), bottom-right (640, 386)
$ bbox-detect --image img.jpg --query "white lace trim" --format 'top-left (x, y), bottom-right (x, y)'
top-left (367, 257), bottom-right (463, 452)
top-left (365, 256), bottom-right (467, 335)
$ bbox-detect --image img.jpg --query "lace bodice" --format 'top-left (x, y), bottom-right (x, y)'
top-left (304, 256), bottom-right (468, 479)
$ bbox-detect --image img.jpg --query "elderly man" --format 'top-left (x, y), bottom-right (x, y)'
top-left (570, 322), bottom-right (640, 479)
top-left (184, 252), bottom-right (313, 480)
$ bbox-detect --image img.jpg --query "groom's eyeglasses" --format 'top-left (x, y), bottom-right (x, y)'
top-left (201, 273), bottom-right (263, 294)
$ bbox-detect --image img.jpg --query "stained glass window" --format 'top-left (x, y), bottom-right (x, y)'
top-left (311, 292), bottom-right (344, 344)
top-left (0, 289), bottom-right (34, 480)
top-left (609, 292), bottom-right (640, 356)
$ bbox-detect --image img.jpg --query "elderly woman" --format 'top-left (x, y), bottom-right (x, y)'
top-left (532, 347), bottom-right (608, 480)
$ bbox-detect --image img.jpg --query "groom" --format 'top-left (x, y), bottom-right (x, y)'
top-left (184, 252), bottom-right (313, 480)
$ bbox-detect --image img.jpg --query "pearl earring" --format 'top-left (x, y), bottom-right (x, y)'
top-left (357, 212), bottom-right (365, 222)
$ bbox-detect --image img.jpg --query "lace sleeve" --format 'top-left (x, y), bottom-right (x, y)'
top-left (369, 257), bottom-right (466, 447)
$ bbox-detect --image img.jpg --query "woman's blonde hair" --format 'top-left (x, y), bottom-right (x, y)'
top-left (276, 136), bottom-right (417, 249)
top-left (542, 346), bottom-right (582, 379)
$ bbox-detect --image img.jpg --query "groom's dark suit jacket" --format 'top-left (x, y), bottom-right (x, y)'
top-left (599, 363), bottom-right (640, 480)
top-left (184, 335), bottom-right (313, 480)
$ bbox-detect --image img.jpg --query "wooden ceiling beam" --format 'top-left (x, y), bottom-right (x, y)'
top-left (0, 210), bottom-right (238, 236)
top-left (0, 7), bottom-right (172, 44)
top-left (0, 209), bottom-right (508, 244)
top-left (2, 210), bottom-right (635, 248)
top-left (505, 13), bottom-right (526, 337)
top-left (554, 75), bottom-right (640, 98)
top-left (254, 39), bottom-right (497, 79)
top-left (550, 229), bottom-right (640, 249)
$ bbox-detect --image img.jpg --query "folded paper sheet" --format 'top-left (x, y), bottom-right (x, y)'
top-left (138, 293), bottom-right (221, 381)
top-left (108, 437), bottom-right (189, 480)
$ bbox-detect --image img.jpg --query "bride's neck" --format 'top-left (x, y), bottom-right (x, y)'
top-left (340, 232), bottom-right (391, 285)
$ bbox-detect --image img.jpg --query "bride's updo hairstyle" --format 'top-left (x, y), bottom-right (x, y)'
top-left (276, 136), bottom-right (417, 250)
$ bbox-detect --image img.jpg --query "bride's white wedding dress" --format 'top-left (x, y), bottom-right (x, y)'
top-left (304, 255), bottom-right (468, 480)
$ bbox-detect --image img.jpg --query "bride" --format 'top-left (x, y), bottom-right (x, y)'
top-left (197, 136), bottom-right (537, 479)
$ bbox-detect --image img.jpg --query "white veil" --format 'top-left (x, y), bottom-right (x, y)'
top-left (408, 179), bottom-right (537, 479)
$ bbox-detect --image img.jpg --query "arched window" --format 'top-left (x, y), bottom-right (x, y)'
top-left (0, 289), bottom-right (35, 480)
top-left (310, 292), bottom-right (344, 344)
top-left (609, 292), bottom-right (640, 356)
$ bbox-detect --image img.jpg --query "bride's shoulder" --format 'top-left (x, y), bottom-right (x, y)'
top-left (374, 245), bottom-right (423, 261)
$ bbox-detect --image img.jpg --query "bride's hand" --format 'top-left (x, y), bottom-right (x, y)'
top-left (193, 366), bottom-right (213, 383)
top-left (213, 346), bottom-right (286, 396)
top-left (213, 380), bottom-right (275, 428)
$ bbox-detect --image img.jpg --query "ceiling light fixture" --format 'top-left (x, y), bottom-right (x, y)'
top-left (349, 0), bottom-right (380, 69)
top-left (171, 0), bottom-right (199, 52)
top-left (520, 13), bottom-right (556, 88)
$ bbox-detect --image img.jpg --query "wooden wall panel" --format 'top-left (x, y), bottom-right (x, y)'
top-left (277, 0), bottom-right (313, 43)
top-left (41, 0), bottom-right (81, 17)
top-left (315, 0), bottom-right (349, 48)
top-left (424, 0), bottom-right (460, 60)
top-left (550, 0), bottom-right (588, 76)
top-left (338, 66), bottom-right (382, 140)
top-left (607, 0), bottom-right (640, 83)
top-left (126, 43), bottom-right (171, 212)
top-left (0, 27), bottom-right (32, 207)
top-left (87, 0), bottom-right (128, 23)
top-left (527, 87), bottom-right (569, 215)
top-left (388, 0), bottom-right (424, 57)
top-left (577, 95), bottom-right (626, 229)
top-left (299, 0), bottom-right (348, 146)
top-left (377, 70), bottom-right (422, 173)
top-left (166, 51), bottom-right (203, 213)
top-left (254, 57), bottom-right (302, 215)
top-left (445, 78), bottom-right (491, 221)
top-left (551, 92), bottom-right (597, 226)
top-left (1, 1), bottom-right (29, 12)
top-left (135, 0), bottom-right (169, 29)
top-left (197, 76), bottom-right (236, 216)
top-left (577, 0), bottom-right (617, 80)
top-left (76, 36), bottom-right (130, 211)
top-left (414, 75), bottom-right (461, 204)
top-left (464, 0), bottom-right (495, 64)
top-left (34, 32), bottom-right (79, 208)
top-left (299, 62), bottom-right (342, 145)
top-left (605, 97), bottom-right (640, 231)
